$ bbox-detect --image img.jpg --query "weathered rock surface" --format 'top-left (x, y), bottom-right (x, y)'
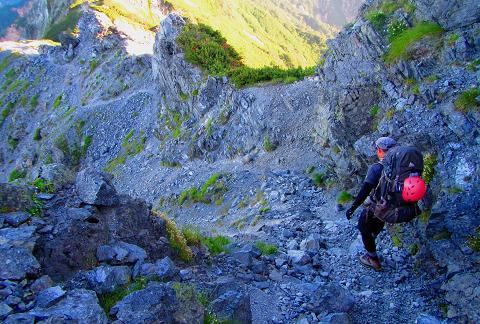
top-left (68, 266), bottom-right (131, 294)
top-left (75, 169), bottom-right (119, 206)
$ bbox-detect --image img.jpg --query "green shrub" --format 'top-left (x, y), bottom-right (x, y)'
top-left (44, 8), bottom-right (82, 41)
top-left (98, 277), bottom-right (148, 315)
top-left (384, 22), bottom-right (444, 63)
top-left (447, 33), bottom-right (460, 46)
top-left (263, 135), bottom-right (277, 152)
top-left (466, 59), bottom-right (480, 72)
top-left (9, 169), bottom-right (26, 182)
top-left (8, 138), bottom-right (19, 150)
top-left (454, 88), bottom-right (480, 113)
top-left (30, 178), bottom-right (55, 193)
top-left (161, 160), bottom-right (181, 168)
top-left (179, 92), bottom-right (189, 101)
top-left (312, 172), bottom-right (326, 186)
top-left (386, 109), bottom-right (395, 120)
top-left (365, 11), bottom-right (387, 31)
top-left (387, 20), bottom-right (408, 41)
top-left (182, 226), bottom-right (203, 247)
top-left (0, 103), bottom-right (14, 126)
top-left (423, 154), bottom-right (437, 184)
top-left (433, 230), bottom-right (451, 241)
top-left (391, 235), bottom-right (403, 247)
top-left (337, 191), bottom-right (353, 204)
top-left (0, 55), bottom-right (12, 73)
top-left (155, 211), bottom-right (193, 262)
top-left (176, 22), bottom-right (315, 88)
top-left (89, 59), bottom-right (100, 74)
top-left (33, 128), bottom-right (42, 141)
top-left (467, 227), bottom-right (480, 252)
top-left (419, 209), bottom-right (431, 224)
top-left (178, 173), bottom-right (225, 205)
top-left (52, 94), bottom-right (63, 109)
top-left (409, 243), bottom-right (419, 256)
top-left (177, 23), bottom-right (242, 76)
top-left (255, 242), bottom-right (278, 255)
top-left (370, 105), bottom-right (380, 117)
top-left (202, 235), bottom-right (230, 255)
top-left (425, 74), bottom-right (438, 83)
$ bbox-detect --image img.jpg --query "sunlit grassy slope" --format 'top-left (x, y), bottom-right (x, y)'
top-left (166, 0), bottom-right (336, 67)
top-left (53, 0), bottom-right (336, 68)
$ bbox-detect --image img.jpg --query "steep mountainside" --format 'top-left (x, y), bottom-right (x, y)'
top-left (0, 0), bottom-right (364, 67)
top-left (0, 0), bottom-right (479, 323)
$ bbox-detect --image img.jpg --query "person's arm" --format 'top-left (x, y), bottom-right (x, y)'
top-left (345, 163), bottom-right (382, 219)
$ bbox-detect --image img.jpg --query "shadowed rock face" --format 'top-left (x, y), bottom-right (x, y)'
top-left (34, 182), bottom-right (169, 281)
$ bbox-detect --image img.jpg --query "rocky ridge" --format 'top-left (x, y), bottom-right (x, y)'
top-left (0, 0), bottom-right (479, 322)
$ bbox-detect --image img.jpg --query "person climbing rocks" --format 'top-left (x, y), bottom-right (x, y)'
top-left (345, 137), bottom-right (426, 271)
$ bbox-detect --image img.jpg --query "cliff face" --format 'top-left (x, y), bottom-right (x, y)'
top-left (0, 0), bottom-right (479, 322)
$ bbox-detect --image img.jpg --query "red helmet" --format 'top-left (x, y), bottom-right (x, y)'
top-left (402, 176), bottom-right (427, 202)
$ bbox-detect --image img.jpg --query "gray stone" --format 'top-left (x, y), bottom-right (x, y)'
top-left (36, 286), bottom-right (66, 308)
top-left (309, 283), bottom-right (354, 315)
top-left (269, 270), bottom-right (283, 281)
top-left (275, 257), bottom-right (287, 268)
top-left (288, 250), bottom-right (311, 266)
top-left (97, 241), bottom-right (147, 265)
top-left (155, 257), bottom-right (178, 280)
top-left (4, 212), bottom-right (30, 227)
top-left (0, 302), bottom-right (13, 319)
top-left (0, 226), bottom-right (37, 250)
top-left (300, 234), bottom-right (325, 251)
top-left (440, 271), bottom-right (480, 321)
top-left (239, 244), bottom-right (262, 258)
top-left (69, 266), bottom-right (131, 294)
top-left (28, 289), bottom-right (107, 323)
top-left (4, 312), bottom-right (35, 323)
top-left (251, 260), bottom-right (267, 274)
top-left (110, 282), bottom-right (177, 322)
top-left (210, 290), bottom-right (252, 323)
top-left (415, 313), bottom-right (443, 324)
top-left (30, 275), bottom-right (54, 294)
top-left (0, 246), bottom-right (40, 280)
top-left (75, 168), bottom-right (119, 206)
top-left (232, 251), bottom-right (253, 267)
top-left (320, 312), bottom-right (351, 324)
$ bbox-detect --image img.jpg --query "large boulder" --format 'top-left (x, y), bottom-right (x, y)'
top-left (96, 241), bottom-right (147, 265)
top-left (441, 271), bottom-right (480, 322)
top-left (110, 282), bottom-right (178, 323)
top-left (28, 289), bottom-right (107, 323)
top-left (307, 283), bottom-right (355, 315)
top-left (75, 168), bottom-right (119, 206)
top-left (68, 265), bottom-right (131, 294)
top-left (210, 290), bottom-right (252, 323)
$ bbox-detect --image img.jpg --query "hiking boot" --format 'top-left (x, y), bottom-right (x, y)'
top-left (359, 254), bottom-right (382, 271)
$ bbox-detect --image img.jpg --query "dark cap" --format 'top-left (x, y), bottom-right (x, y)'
top-left (375, 137), bottom-right (397, 150)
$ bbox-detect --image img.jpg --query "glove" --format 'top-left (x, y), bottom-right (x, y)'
top-left (346, 207), bottom-right (355, 220)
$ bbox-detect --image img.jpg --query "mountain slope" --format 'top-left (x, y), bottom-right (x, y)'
top-left (0, 0), bottom-right (364, 67)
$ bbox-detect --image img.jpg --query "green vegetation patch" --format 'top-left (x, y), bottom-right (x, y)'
top-left (8, 169), bottom-right (27, 182)
top-left (33, 128), bottom-right (42, 141)
top-left (182, 226), bottom-right (203, 247)
top-left (177, 22), bottom-right (315, 88)
top-left (44, 8), bottom-right (83, 41)
top-left (202, 235), bottom-right (231, 255)
top-left (178, 173), bottom-right (227, 205)
top-left (105, 130), bottom-right (146, 172)
top-left (337, 190), bottom-right (353, 204)
top-left (52, 94), bottom-right (63, 109)
top-left (365, 11), bottom-right (387, 31)
top-left (467, 227), bottom-right (480, 252)
top-left (263, 135), bottom-right (277, 152)
top-left (454, 88), bottom-right (480, 113)
top-left (255, 242), bottom-right (278, 255)
top-left (423, 154), bottom-right (437, 185)
top-left (98, 277), bottom-right (148, 315)
top-left (30, 178), bottom-right (55, 193)
top-left (155, 211), bottom-right (193, 262)
top-left (384, 22), bottom-right (444, 63)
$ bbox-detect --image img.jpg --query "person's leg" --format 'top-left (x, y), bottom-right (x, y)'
top-left (358, 208), bottom-right (385, 254)
top-left (358, 208), bottom-right (385, 270)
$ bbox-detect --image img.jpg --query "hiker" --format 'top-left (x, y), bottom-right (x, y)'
top-left (345, 137), bottom-right (426, 271)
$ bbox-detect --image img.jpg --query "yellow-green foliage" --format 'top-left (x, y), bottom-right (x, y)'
top-left (30, 178), bottom-right (55, 193)
top-left (384, 22), bottom-right (444, 63)
top-left (105, 130), bottom-right (146, 172)
top-left (263, 135), bottom-right (277, 152)
top-left (467, 227), bottom-right (480, 252)
top-left (423, 154), bottom-right (437, 185)
top-left (8, 169), bottom-right (26, 182)
top-left (44, 7), bottom-right (83, 41)
top-left (178, 173), bottom-right (226, 205)
top-left (177, 23), bottom-right (315, 87)
top-left (168, 0), bottom-right (333, 68)
top-left (337, 191), bottom-right (353, 204)
top-left (202, 235), bottom-right (231, 255)
top-left (155, 211), bottom-right (193, 262)
top-left (182, 226), bottom-right (203, 247)
top-left (91, 0), bottom-right (158, 29)
top-left (98, 277), bottom-right (147, 315)
top-left (52, 94), bottom-right (63, 109)
top-left (255, 242), bottom-right (278, 255)
top-left (454, 88), bottom-right (480, 113)
top-left (419, 209), bottom-right (431, 224)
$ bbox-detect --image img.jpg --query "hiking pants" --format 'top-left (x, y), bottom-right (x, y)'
top-left (358, 207), bottom-right (385, 253)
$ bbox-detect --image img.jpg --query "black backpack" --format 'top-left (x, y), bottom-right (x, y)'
top-left (378, 146), bottom-right (424, 207)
